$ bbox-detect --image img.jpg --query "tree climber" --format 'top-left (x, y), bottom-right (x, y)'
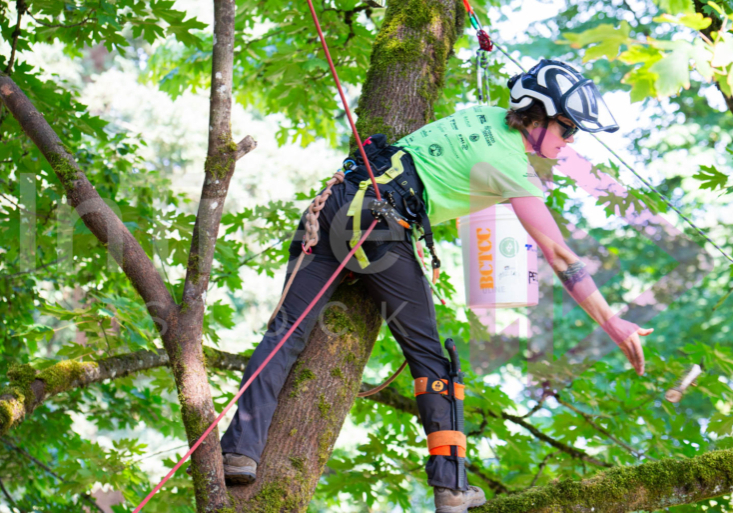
top-left (217, 59), bottom-right (655, 513)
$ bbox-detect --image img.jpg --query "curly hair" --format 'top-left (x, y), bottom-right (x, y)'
top-left (505, 102), bottom-right (549, 131)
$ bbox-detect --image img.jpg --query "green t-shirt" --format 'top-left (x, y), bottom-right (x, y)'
top-left (396, 105), bottom-right (544, 226)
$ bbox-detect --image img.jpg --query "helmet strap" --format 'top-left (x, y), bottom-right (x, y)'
top-left (521, 118), bottom-right (550, 158)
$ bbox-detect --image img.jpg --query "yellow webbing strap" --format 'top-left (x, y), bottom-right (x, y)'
top-left (347, 151), bottom-right (406, 268)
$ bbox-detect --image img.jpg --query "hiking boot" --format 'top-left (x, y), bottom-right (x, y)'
top-left (222, 453), bottom-right (257, 484)
top-left (185, 453), bottom-right (257, 485)
top-left (434, 486), bottom-right (486, 513)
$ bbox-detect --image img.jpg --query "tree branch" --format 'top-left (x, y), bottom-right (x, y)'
top-left (0, 476), bottom-right (22, 512)
top-left (363, 385), bottom-right (611, 468)
top-left (5, 0), bottom-right (27, 74)
top-left (554, 393), bottom-right (651, 460)
top-left (171, 1), bottom-right (242, 508)
top-left (0, 345), bottom-right (607, 494)
top-left (1, 437), bottom-right (104, 513)
top-left (1, 257), bottom-right (67, 280)
top-left (473, 449), bottom-right (733, 513)
top-left (1, 345), bottom-right (599, 474)
top-left (0, 346), bottom-right (249, 436)
top-left (235, 135), bottom-right (256, 160)
top-left (528, 451), bottom-right (557, 489)
top-left (181, 0), bottom-right (239, 306)
top-left (0, 75), bottom-right (177, 342)
top-left (500, 411), bottom-right (611, 468)
top-left (27, 10), bottom-right (95, 29)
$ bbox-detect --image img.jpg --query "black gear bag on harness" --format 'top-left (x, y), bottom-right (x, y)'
top-left (342, 134), bottom-right (440, 272)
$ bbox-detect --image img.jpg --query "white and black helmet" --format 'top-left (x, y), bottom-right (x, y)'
top-left (508, 59), bottom-right (619, 133)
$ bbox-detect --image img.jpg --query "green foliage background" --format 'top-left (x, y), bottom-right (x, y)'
top-left (1, 0), bottom-right (733, 511)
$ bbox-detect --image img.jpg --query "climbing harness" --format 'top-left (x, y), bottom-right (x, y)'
top-left (346, 138), bottom-right (446, 398)
top-left (341, 134), bottom-right (441, 272)
top-left (268, 134), bottom-right (444, 335)
top-left (414, 338), bottom-right (467, 490)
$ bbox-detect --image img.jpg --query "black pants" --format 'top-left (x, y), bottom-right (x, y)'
top-left (220, 178), bottom-right (465, 490)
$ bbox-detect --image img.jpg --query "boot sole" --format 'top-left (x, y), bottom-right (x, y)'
top-left (436, 496), bottom-right (487, 513)
top-left (223, 465), bottom-right (256, 485)
top-left (186, 466), bottom-right (256, 485)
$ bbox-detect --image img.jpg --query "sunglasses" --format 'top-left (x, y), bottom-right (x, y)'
top-left (556, 118), bottom-right (579, 140)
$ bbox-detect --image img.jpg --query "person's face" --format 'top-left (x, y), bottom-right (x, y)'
top-left (528, 116), bottom-right (577, 159)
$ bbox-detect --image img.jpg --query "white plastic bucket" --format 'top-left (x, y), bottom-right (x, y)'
top-left (459, 204), bottom-right (539, 308)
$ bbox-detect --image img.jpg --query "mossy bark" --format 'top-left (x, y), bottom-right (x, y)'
top-left (0, 347), bottom-right (248, 438)
top-left (473, 449), bottom-right (733, 513)
top-left (171, 0), bottom-right (241, 510)
top-left (355, 0), bottom-right (465, 142)
top-left (228, 283), bottom-right (381, 511)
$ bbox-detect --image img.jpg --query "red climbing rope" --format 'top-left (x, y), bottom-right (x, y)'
top-left (306, 0), bottom-right (381, 201)
top-left (133, 1), bottom-right (383, 509)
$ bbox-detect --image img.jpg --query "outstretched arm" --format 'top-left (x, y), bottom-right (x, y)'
top-left (509, 196), bottom-right (653, 375)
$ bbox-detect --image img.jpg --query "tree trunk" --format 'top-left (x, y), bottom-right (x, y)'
top-left (355, 0), bottom-right (465, 141)
top-left (167, 0), bottom-right (241, 510)
top-left (228, 282), bottom-right (381, 509)
top-left (229, 0), bottom-right (465, 510)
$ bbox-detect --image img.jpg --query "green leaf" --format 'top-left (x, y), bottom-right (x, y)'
top-left (561, 22), bottom-right (632, 62)
top-left (210, 300), bottom-right (236, 330)
top-left (649, 41), bottom-right (695, 97)
top-left (708, 411), bottom-right (733, 436)
top-left (693, 164), bottom-right (729, 191)
top-left (619, 45), bottom-right (664, 65)
top-left (623, 66), bottom-right (659, 102)
top-left (690, 38), bottom-right (715, 80)
top-left (653, 12), bottom-right (713, 29)
top-left (711, 33), bottom-right (733, 68)
top-left (658, 0), bottom-right (695, 15)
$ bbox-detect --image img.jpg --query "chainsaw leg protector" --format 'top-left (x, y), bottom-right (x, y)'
top-left (415, 377), bottom-right (467, 491)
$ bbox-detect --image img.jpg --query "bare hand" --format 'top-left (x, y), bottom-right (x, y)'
top-left (618, 326), bottom-right (654, 376)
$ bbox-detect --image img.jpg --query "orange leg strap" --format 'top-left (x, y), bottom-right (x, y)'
top-left (427, 430), bottom-right (467, 458)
